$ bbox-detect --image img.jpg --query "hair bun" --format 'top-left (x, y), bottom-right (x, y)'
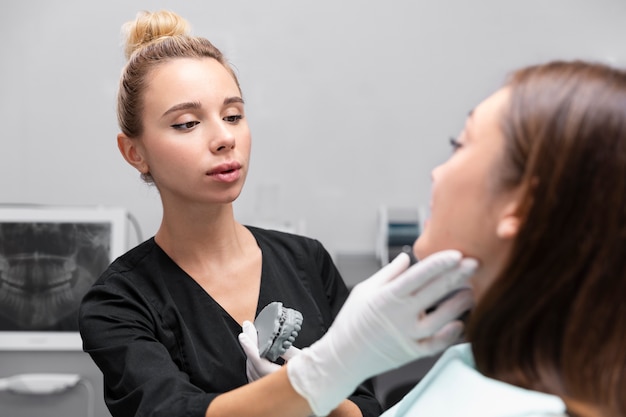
top-left (122, 10), bottom-right (191, 60)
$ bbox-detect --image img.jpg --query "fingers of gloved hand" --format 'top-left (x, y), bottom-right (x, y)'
top-left (242, 320), bottom-right (259, 345)
top-left (407, 257), bottom-right (478, 309)
top-left (411, 288), bottom-right (474, 339)
top-left (353, 252), bottom-right (411, 293)
top-left (385, 250), bottom-right (464, 298)
top-left (415, 320), bottom-right (465, 354)
top-left (281, 345), bottom-right (302, 361)
top-left (238, 331), bottom-right (261, 361)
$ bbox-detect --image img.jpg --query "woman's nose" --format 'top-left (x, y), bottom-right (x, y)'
top-left (211, 123), bottom-right (236, 153)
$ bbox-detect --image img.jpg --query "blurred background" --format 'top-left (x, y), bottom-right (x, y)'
top-left (1, 1), bottom-right (625, 415)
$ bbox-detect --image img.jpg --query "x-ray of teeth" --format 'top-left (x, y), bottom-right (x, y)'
top-left (0, 222), bottom-right (111, 330)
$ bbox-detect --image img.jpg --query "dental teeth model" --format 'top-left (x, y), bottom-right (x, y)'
top-left (254, 302), bottom-right (303, 361)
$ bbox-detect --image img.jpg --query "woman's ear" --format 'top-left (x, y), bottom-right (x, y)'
top-left (497, 201), bottom-right (520, 240)
top-left (117, 133), bottom-right (149, 174)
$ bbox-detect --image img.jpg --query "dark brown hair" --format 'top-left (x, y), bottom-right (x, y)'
top-left (467, 61), bottom-right (626, 416)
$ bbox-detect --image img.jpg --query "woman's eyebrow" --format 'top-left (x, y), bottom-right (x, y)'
top-left (461, 109), bottom-right (476, 140)
top-left (161, 97), bottom-right (244, 118)
top-left (464, 108), bottom-right (476, 128)
top-left (224, 96), bottom-right (244, 105)
top-left (161, 101), bottom-right (202, 118)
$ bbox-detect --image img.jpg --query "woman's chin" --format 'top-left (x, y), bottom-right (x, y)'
top-left (412, 236), bottom-right (430, 261)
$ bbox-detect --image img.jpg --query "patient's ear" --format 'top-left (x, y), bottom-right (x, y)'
top-left (117, 133), bottom-right (149, 174)
top-left (497, 201), bottom-right (520, 240)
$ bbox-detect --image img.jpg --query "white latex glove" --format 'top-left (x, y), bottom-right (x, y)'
top-left (239, 320), bottom-right (301, 382)
top-left (287, 250), bottom-right (477, 416)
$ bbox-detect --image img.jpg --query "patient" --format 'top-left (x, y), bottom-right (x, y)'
top-left (392, 60), bottom-right (626, 417)
top-left (242, 60), bottom-right (626, 417)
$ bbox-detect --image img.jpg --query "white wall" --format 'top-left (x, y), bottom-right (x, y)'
top-left (1, 0), bottom-right (625, 259)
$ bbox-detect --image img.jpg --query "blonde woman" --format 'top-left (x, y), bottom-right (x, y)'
top-left (79, 10), bottom-right (476, 417)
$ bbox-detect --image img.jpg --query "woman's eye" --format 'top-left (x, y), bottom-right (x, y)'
top-left (224, 114), bottom-right (243, 123)
top-left (449, 137), bottom-right (463, 152)
top-left (171, 121), bottom-right (200, 130)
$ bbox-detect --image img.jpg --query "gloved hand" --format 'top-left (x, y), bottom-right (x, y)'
top-left (239, 321), bottom-right (280, 382)
top-left (239, 321), bottom-right (302, 382)
top-left (287, 250), bottom-right (477, 416)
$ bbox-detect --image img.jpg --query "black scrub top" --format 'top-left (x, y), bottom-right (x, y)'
top-left (79, 226), bottom-right (381, 417)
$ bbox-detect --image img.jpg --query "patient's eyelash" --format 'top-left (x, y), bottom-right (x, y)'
top-left (449, 137), bottom-right (463, 151)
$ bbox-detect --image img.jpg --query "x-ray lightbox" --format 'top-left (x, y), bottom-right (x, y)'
top-left (0, 205), bottom-right (127, 350)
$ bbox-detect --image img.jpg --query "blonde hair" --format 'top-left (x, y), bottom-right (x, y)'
top-left (121, 10), bottom-right (191, 60)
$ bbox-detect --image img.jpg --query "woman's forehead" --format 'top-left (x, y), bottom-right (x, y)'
top-left (463, 88), bottom-right (510, 141)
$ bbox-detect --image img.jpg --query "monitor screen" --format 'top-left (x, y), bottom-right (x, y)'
top-left (0, 206), bottom-right (127, 350)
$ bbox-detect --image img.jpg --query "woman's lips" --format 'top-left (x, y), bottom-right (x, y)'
top-left (207, 162), bottom-right (242, 183)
